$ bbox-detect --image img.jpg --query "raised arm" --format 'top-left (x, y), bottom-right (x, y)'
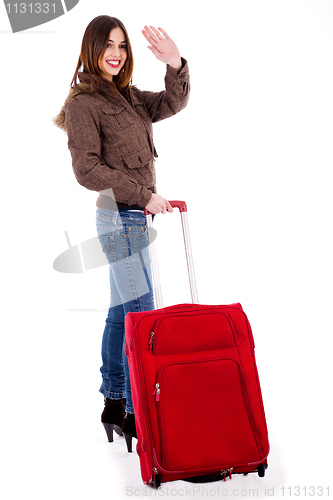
top-left (133, 26), bottom-right (190, 123)
top-left (142, 26), bottom-right (182, 69)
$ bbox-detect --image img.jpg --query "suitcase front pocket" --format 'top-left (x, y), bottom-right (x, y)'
top-left (150, 312), bottom-right (236, 355)
top-left (153, 358), bottom-right (263, 473)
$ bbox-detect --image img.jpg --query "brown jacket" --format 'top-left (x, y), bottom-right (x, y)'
top-left (54, 58), bottom-right (190, 209)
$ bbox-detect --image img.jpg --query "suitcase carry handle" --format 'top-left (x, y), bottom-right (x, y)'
top-left (145, 200), bottom-right (198, 309)
top-left (144, 200), bottom-right (187, 216)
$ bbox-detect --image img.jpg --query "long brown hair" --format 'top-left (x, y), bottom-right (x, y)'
top-left (71, 16), bottom-right (134, 94)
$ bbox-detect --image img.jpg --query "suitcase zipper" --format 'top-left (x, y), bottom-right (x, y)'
top-left (152, 382), bottom-right (160, 402)
top-left (221, 468), bottom-right (233, 480)
top-left (151, 451), bottom-right (253, 481)
top-left (149, 331), bottom-right (154, 350)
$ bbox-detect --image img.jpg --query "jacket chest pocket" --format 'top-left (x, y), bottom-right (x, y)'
top-left (122, 146), bottom-right (154, 169)
top-left (99, 104), bottom-right (132, 131)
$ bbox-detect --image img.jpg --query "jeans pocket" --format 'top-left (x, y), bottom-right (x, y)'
top-left (127, 225), bottom-right (147, 238)
top-left (97, 227), bottom-right (117, 266)
top-left (127, 225), bottom-right (150, 257)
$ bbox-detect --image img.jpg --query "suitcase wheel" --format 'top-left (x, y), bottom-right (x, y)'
top-left (151, 473), bottom-right (162, 489)
top-left (257, 463), bottom-right (268, 477)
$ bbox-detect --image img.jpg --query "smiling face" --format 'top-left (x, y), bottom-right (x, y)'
top-left (99, 26), bottom-right (127, 81)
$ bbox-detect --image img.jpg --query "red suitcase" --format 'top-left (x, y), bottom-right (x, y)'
top-left (125, 201), bottom-right (269, 488)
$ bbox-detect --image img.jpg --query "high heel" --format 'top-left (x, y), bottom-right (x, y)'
top-left (122, 412), bottom-right (137, 453)
top-left (102, 423), bottom-right (123, 442)
top-left (101, 398), bottom-right (126, 442)
top-left (124, 433), bottom-right (133, 452)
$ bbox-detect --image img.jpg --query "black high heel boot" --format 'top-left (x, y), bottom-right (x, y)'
top-left (101, 398), bottom-right (126, 442)
top-left (122, 412), bottom-right (137, 453)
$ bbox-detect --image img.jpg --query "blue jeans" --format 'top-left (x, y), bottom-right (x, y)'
top-left (96, 208), bottom-right (155, 413)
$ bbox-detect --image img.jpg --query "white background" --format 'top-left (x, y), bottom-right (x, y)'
top-left (1, 0), bottom-right (332, 498)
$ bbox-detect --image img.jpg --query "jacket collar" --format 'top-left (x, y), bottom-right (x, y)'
top-left (53, 72), bottom-right (137, 132)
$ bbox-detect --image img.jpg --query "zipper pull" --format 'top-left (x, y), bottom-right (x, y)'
top-left (152, 383), bottom-right (160, 402)
top-left (221, 468), bottom-right (233, 481)
top-left (149, 331), bottom-right (154, 350)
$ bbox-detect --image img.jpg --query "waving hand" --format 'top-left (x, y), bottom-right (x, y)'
top-left (142, 26), bottom-right (182, 69)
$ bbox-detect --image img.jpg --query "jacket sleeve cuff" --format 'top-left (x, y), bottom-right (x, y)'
top-left (166, 57), bottom-right (188, 78)
top-left (165, 57), bottom-right (190, 102)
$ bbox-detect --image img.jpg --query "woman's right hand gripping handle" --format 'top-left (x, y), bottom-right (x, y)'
top-left (145, 193), bottom-right (174, 215)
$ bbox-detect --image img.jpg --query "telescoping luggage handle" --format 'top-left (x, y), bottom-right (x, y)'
top-left (144, 201), bottom-right (198, 309)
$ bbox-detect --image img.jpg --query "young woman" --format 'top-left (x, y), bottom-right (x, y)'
top-left (54, 15), bottom-right (190, 452)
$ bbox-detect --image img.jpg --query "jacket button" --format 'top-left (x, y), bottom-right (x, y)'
top-left (138, 156), bottom-right (142, 163)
